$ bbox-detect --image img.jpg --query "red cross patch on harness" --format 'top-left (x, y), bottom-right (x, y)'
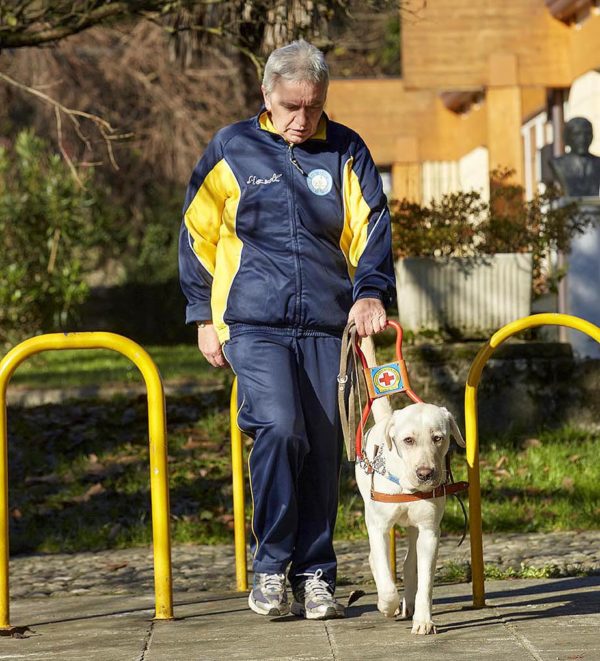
top-left (369, 362), bottom-right (404, 397)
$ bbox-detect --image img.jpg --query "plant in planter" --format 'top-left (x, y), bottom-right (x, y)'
top-left (391, 190), bottom-right (487, 259)
top-left (389, 169), bottom-right (593, 337)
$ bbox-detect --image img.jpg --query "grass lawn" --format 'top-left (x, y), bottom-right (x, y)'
top-left (8, 344), bottom-right (217, 388)
top-left (6, 384), bottom-right (599, 555)
top-left (5, 334), bottom-right (400, 390)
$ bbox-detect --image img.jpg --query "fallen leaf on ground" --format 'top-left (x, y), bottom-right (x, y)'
top-left (562, 477), bottom-right (575, 492)
top-left (347, 590), bottom-right (366, 607)
top-left (0, 626), bottom-right (34, 638)
top-left (24, 473), bottom-right (60, 485)
top-left (69, 482), bottom-right (106, 503)
top-left (495, 456), bottom-right (508, 469)
top-left (113, 454), bottom-right (140, 465)
top-left (183, 437), bottom-right (203, 450)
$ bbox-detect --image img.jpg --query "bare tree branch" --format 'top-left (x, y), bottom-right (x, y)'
top-left (0, 69), bottom-right (127, 170)
top-left (0, 0), bottom-right (405, 177)
top-left (0, 1), bottom-right (165, 48)
top-left (54, 105), bottom-right (82, 186)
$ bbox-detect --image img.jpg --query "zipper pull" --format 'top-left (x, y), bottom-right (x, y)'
top-left (288, 144), bottom-right (307, 177)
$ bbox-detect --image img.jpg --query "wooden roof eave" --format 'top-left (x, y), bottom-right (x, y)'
top-left (546, 0), bottom-right (593, 22)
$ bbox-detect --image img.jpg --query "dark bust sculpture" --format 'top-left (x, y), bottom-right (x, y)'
top-left (550, 117), bottom-right (600, 197)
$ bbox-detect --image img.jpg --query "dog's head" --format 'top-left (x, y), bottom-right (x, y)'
top-left (384, 403), bottom-right (465, 490)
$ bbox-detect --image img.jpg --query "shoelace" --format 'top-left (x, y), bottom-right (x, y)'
top-left (259, 573), bottom-right (286, 594)
top-left (297, 569), bottom-right (331, 600)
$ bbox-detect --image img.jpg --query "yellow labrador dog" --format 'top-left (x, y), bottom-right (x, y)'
top-left (355, 339), bottom-right (465, 634)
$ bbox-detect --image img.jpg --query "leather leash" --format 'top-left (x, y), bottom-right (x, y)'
top-left (337, 321), bottom-right (363, 462)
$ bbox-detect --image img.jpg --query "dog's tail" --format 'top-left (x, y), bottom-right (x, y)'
top-left (359, 336), bottom-right (393, 423)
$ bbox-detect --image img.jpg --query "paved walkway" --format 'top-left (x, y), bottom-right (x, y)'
top-left (2, 532), bottom-right (599, 660)
top-left (4, 576), bottom-right (600, 660)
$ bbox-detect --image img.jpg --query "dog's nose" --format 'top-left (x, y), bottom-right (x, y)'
top-left (416, 466), bottom-right (435, 482)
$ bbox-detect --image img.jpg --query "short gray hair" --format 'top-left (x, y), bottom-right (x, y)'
top-left (262, 40), bottom-right (329, 95)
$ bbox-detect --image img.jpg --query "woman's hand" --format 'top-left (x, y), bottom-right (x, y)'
top-left (348, 298), bottom-right (387, 337)
top-left (197, 323), bottom-right (229, 368)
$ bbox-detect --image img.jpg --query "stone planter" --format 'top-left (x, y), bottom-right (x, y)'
top-left (395, 253), bottom-right (533, 339)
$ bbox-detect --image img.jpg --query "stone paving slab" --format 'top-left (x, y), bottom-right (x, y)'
top-left (5, 594), bottom-right (154, 660)
top-left (4, 577), bottom-right (600, 661)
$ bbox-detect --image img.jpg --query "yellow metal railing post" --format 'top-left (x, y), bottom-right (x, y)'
top-left (465, 313), bottom-right (600, 609)
top-left (0, 332), bottom-right (173, 628)
top-left (0, 387), bottom-right (9, 629)
top-left (465, 340), bottom-right (493, 609)
top-left (230, 378), bottom-right (248, 591)
top-left (389, 527), bottom-right (397, 581)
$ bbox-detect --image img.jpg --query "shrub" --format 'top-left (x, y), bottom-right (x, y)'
top-left (390, 190), bottom-right (487, 259)
top-left (0, 130), bottom-right (110, 346)
top-left (389, 169), bottom-right (596, 295)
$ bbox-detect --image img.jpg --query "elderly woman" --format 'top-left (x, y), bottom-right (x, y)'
top-left (179, 40), bottom-right (395, 620)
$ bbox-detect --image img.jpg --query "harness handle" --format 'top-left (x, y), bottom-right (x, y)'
top-left (354, 320), bottom-right (422, 458)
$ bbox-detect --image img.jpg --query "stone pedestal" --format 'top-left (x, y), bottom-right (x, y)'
top-left (563, 198), bottom-right (600, 358)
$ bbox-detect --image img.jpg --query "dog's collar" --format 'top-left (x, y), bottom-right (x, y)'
top-left (359, 444), bottom-right (469, 503)
top-left (370, 478), bottom-right (469, 503)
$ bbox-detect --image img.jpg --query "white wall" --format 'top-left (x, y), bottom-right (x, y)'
top-left (421, 147), bottom-right (489, 202)
top-left (421, 160), bottom-right (460, 202)
top-left (458, 147), bottom-right (490, 200)
top-left (566, 69), bottom-right (600, 154)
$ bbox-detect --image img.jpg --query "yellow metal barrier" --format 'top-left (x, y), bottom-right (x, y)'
top-left (466, 313), bottom-right (600, 609)
top-left (0, 332), bottom-right (173, 628)
top-left (389, 528), bottom-right (397, 580)
top-left (230, 378), bottom-right (248, 591)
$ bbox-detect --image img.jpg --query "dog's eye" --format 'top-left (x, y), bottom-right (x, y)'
top-left (432, 434), bottom-right (444, 444)
top-left (402, 437), bottom-right (415, 445)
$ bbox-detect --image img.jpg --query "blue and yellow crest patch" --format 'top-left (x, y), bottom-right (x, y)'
top-left (307, 168), bottom-right (333, 196)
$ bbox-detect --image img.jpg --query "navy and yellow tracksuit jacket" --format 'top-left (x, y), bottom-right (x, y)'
top-left (179, 109), bottom-right (395, 341)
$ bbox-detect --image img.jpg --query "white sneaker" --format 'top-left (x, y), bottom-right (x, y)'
top-left (248, 573), bottom-right (290, 616)
top-left (291, 569), bottom-right (345, 620)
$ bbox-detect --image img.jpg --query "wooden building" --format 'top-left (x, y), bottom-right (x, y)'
top-left (326, 0), bottom-right (600, 202)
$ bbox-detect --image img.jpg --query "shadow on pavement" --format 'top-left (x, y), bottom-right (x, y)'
top-left (436, 576), bottom-right (600, 633)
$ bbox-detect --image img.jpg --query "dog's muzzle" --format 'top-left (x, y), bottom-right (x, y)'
top-left (416, 466), bottom-right (436, 483)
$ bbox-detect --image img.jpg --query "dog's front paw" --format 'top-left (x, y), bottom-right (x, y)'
top-left (377, 592), bottom-right (400, 618)
top-left (411, 619), bottom-right (437, 635)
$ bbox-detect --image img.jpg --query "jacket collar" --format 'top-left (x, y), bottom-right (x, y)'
top-left (256, 108), bottom-right (328, 142)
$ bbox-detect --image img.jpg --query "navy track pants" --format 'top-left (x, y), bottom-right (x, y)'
top-left (223, 329), bottom-right (343, 591)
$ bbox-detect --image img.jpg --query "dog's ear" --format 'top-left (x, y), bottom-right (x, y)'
top-left (442, 408), bottom-right (466, 447)
top-left (384, 415), bottom-right (395, 451)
